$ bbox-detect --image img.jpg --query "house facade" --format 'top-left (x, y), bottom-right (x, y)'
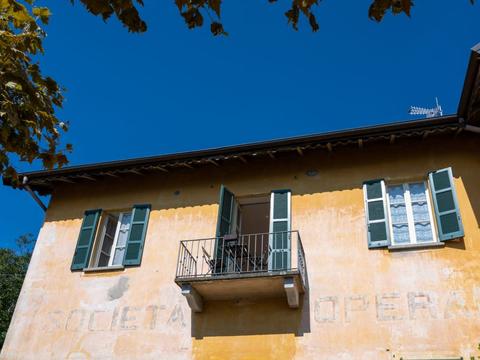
top-left (1, 44), bottom-right (480, 360)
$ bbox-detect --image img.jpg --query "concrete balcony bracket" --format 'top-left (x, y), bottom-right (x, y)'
top-left (181, 284), bottom-right (204, 313)
top-left (283, 277), bottom-right (299, 308)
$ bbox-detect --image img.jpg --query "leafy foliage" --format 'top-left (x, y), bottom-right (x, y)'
top-left (75, 0), bottom-right (425, 35)
top-left (0, 234), bottom-right (35, 350)
top-left (75, 0), bottom-right (146, 33)
top-left (1, 0), bottom-right (71, 186)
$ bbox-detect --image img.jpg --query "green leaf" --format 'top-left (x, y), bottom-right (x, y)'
top-left (208, 0), bottom-right (221, 18)
top-left (211, 21), bottom-right (227, 36)
top-left (5, 81), bottom-right (22, 90)
top-left (32, 7), bottom-right (51, 24)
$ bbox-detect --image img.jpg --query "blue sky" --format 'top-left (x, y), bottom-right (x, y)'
top-left (1, 1), bottom-right (479, 249)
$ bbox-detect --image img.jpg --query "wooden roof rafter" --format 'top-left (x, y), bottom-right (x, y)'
top-left (10, 116), bottom-right (465, 194)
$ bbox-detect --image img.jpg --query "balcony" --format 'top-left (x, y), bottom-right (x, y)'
top-left (174, 231), bottom-right (306, 312)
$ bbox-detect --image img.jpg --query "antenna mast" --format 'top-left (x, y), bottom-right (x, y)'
top-left (409, 98), bottom-right (443, 118)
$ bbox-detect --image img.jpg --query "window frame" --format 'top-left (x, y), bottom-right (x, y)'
top-left (93, 211), bottom-right (132, 268)
top-left (385, 180), bottom-right (438, 246)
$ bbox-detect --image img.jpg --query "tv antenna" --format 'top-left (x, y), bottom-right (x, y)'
top-left (408, 98), bottom-right (443, 118)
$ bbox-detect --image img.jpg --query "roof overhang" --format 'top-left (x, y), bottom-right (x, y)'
top-left (3, 115), bottom-right (462, 195)
top-left (458, 43), bottom-right (480, 124)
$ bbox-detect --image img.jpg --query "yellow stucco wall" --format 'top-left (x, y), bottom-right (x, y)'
top-left (2, 133), bottom-right (480, 359)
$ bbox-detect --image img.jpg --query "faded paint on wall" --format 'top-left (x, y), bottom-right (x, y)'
top-left (2, 134), bottom-right (480, 359)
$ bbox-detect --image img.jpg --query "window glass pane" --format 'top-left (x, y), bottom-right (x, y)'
top-left (392, 224), bottom-right (410, 244)
top-left (101, 235), bottom-right (114, 254)
top-left (437, 190), bottom-right (455, 213)
top-left (409, 183), bottom-right (427, 202)
top-left (415, 222), bottom-right (433, 242)
top-left (411, 202), bottom-right (430, 222)
top-left (105, 216), bottom-right (118, 238)
top-left (98, 252), bottom-right (109, 267)
top-left (366, 182), bottom-right (382, 199)
top-left (389, 185), bottom-right (410, 244)
top-left (368, 201), bottom-right (385, 220)
top-left (96, 215), bottom-right (118, 266)
top-left (390, 204), bottom-right (407, 224)
top-left (112, 213), bottom-right (132, 265)
top-left (112, 248), bottom-right (125, 265)
top-left (388, 185), bottom-right (405, 204)
top-left (116, 213), bottom-right (131, 248)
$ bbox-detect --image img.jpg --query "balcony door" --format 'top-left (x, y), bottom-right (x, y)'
top-left (215, 186), bottom-right (291, 272)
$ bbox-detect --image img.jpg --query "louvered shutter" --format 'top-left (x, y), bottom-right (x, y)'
top-left (363, 180), bottom-right (390, 248)
top-left (123, 204), bottom-right (151, 266)
top-left (269, 190), bottom-right (291, 270)
top-left (71, 209), bottom-right (101, 270)
top-left (429, 168), bottom-right (464, 241)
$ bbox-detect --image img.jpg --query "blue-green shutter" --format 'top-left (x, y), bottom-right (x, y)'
top-left (71, 209), bottom-right (101, 271)
top-left (269, 190), bottom-right (291, 270)
top-left (216, 185), bottom-right (234, 238)
top-left (429, 167), bottom-right (464, 241)
top-left (215, 185), bottom-right (235, 262)
top-left (123, 204), bottom-right (151, 266)
top-left (363, 180), bottom-right (390, 248)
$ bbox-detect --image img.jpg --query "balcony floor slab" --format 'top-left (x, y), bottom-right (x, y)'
top-left (175, 270), bottom-right (305, 303)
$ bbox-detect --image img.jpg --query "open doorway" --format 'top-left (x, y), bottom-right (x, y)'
top-left (236, 195), bottom-right (270, 235)
top-left (214, 186), bottom-right (292, 273)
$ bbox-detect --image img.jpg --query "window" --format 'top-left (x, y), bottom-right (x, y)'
top-left (93, 212), bottom-right (132, 267)
top-left (387, 182), bottom-right (437, 245)
top-left (71, 204), bottom-right (151, 271)
top-left (363, 167), bottom-right (464, 249)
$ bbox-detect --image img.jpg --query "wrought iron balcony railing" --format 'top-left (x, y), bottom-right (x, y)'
top-left (175, 230), bottom-right (305, 286)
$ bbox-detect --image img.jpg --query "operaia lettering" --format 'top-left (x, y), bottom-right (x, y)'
top-left (314, 288), bottom-right (480, 324)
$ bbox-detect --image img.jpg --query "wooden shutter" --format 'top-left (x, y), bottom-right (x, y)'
top-left (269, 190), bottom-right (291, 270)
top-left (363, 180), bottom-right (390, 248)
top-left (123, 204), bottom-right (151, 266)
top-left (71, 209), bottom-right (101, 271)
top-left (216, 185), bottom-right (235, 238)
top-left (429, 167), bottom-right (464, 241)
top-left (214, 185), bottom-right (236, 265)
